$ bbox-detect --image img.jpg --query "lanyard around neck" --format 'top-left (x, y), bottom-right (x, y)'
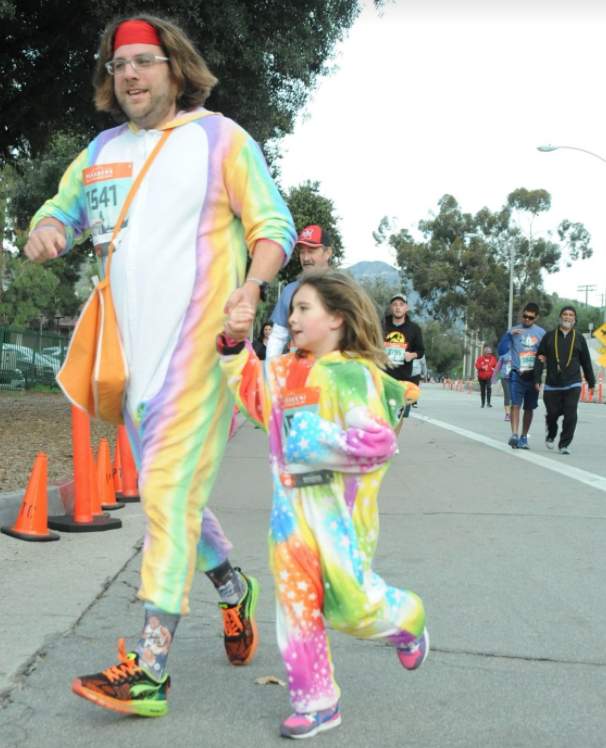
top-left (555, 328), bottom-right (575, 369)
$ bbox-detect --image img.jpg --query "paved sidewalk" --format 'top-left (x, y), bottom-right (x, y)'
top-left (1, 388), bottom-right (605, 747)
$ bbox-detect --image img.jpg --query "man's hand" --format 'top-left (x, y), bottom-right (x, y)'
top-left (224, 301), bottom-right (255, 342)
top-left (535, 383), bottom-right (541, 392)
top-left (24, 225), bottom-right (67, 263)
top-left (404, 351), bottom-right (415, 363)
top-left (510, 328), bottom-right (524, 335)
top-left (224, 280), bottom-right (261, 316)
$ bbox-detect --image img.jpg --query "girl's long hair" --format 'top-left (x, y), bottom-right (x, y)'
top-left (292, 269), bottom-right (392, 368)
top-left (94, 14), bottom-right (218, 120)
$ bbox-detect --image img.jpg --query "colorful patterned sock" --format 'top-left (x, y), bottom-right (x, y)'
top-left (134, 607), bottom-right (180, 679)
top-left (205, 559), bottom-right (246, 604)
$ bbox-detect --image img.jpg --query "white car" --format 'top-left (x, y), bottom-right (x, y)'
top-left (1, 344), bottom-right (61, 378)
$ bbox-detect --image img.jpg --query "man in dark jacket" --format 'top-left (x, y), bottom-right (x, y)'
top-left (382, 293), bottom-right (425, 427)
top-left (534, 305), bottom-right (595, 455)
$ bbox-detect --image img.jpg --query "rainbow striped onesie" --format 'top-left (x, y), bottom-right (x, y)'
top-left (218, 343), bottom-right (426, 712)
top-left (32, 108), bottom-right (296, 615)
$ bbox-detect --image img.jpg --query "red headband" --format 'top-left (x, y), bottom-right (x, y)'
top-left (114, 20), bottom-right (162, 51)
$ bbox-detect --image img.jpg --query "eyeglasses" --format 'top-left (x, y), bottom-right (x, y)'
top-left (105, 54), bottom-right (169, 75)
top-left (522, 314), bottom-right (537, 320)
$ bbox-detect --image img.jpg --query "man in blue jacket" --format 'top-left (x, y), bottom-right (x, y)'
top-left (498, 303), bottom-right (545, 449)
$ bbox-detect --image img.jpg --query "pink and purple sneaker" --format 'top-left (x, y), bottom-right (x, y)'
top-left (280, 703), bottom-right (341, 739)
top-left (397, 627), bottom-right (430, 671)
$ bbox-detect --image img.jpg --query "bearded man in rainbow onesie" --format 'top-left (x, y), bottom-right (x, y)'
top-left (24, 13), bottom-right (296, 717)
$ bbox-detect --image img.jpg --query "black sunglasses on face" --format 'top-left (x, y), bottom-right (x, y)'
top-left (522, 314), bottom-right (536, 320)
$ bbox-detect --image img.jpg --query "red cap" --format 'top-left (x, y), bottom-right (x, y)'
top-left (114, 20), bottom-right (163, 51)
top-left (295, 225), bottom-right (332, 248)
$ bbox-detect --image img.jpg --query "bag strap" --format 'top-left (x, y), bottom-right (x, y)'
top-left (105, 128), bottom-right (173, 275)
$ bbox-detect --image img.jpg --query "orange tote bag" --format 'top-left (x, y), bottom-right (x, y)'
top-left (57, 129), bottom-right (173, 424)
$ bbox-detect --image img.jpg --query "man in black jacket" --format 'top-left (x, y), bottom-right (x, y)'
top-left (534, 305), bottom-right (595, 455)
top-left (382, 293), bottom-right (425, 428)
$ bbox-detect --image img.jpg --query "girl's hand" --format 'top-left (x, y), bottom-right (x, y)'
top-left (224, 301), bottom-right (255, 342)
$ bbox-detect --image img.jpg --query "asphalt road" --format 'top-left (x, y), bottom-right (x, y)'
top-left (1, 385), bottom-right (605, 747)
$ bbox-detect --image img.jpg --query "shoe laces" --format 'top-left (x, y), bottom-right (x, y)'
top-left (222, 605), bottom-right (244, 637)
top-left (102, 638), bottom-right (141, 683)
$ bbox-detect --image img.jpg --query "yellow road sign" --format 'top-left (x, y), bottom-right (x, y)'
top-left (598, 352), bottom-right (606, 368)
top-left (594, 322), bottom-right (606, 343)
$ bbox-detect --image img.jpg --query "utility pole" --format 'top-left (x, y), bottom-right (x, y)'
top-left (577, 284), bottom-right (597, 308)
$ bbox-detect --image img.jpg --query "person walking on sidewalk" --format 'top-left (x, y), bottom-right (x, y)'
top-left (382, 293), bottom-right (425, 424)
top-left (218, 269), bottom-right (427, 739)
top-left (498, 303), bottom-right (545, 450)
top-left (534, 306), bottom-right (595, 455)
top-left (492, 352), bottom-right (513, 421)
top-left (475, 346), bottom-right (497, 408)
top-left (410, 354), bottom-right (427, 408)
top-left (24, 14), bottom-right (296, 717)
top-left (266, 225), bottom-right (334, 358)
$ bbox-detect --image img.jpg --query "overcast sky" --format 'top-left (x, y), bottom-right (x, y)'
top-left (279, 0), bottom-right (606, 309)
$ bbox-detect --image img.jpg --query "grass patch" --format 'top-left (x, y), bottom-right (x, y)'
top-left (31, 384), bottom-right (61, 393)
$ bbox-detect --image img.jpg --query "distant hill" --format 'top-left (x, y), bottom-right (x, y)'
top-left (343, 260), bottom-right (429, 320)
top-left (344, 260), bottom-right (400, 282)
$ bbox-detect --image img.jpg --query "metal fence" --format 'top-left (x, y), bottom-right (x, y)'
top-left (0, 327), bottom-right (69, 390)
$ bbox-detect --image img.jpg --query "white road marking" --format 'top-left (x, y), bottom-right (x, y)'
top-left (412, 413), bottom-right (606, 494)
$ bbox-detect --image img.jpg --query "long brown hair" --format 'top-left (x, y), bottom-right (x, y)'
top-left (292, 269), bottom-right (392, 368)
top-left (94, 14), bottom-right (218, 120)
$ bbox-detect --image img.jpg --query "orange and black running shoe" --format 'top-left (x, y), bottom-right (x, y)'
top-left (219, 569), bottom-right (260, 665)
top-left (71, 638), bottom-right (169, 717)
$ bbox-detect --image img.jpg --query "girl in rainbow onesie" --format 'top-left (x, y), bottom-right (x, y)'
top-left (217, 269), bottom-right (428, 739)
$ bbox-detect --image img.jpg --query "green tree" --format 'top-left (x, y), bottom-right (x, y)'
top-left (1, 131), bottom-right (92, 325)
top-left (541, 299), bottom-right (602, 334)
top-left (281, 180), bottom-right (344, 284)
top-left (376, 189), bottom-right (592, 342)
top-left (0, 255), bottom-right (59, 326)
top-left (421, 319), bottom-right (464, 376)
top-left (356, 276), bottom-right (401, 320)
top-left (506, 188), bottom-right (592, 295)
top-left (1, 0), bottom-right (382, 161)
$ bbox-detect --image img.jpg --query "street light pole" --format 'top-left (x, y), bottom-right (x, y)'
top-left (508, 242), bottom-right (514, 330)
top-left (537, 144), bottom-right (606, 322)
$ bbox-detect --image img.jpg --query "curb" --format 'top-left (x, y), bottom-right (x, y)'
top-left (0, 411), bottom-right (246, 530)
top-left (0, 479), bottom-right (74, 529)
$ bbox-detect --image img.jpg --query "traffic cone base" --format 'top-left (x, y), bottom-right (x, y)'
top-left (47, 513), bottom-right (122, 533)
top-left (102, 501), bottom-right (126, 510)
top-left (116, 492), bottom-right (141, 503)
top-left (1, 454), bottom-right (60, 542)
top-left (1, 525), bottom-right (60, 542)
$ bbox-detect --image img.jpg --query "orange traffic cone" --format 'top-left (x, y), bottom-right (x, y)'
top-left (113, 435), bottom-right (123, 495)
top-left (97, 439), bottom-right (125, 511)
top-left (1, 454), bottom-right (59, 542)
top-left (89, 446), bottom-right (105, 516)
top-left (47, 406), bottom-right (121, 533)
top-left (116, 425), bottom-right (140, 503)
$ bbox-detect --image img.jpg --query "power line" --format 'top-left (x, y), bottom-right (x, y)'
top-left (577, 284), bottom-right (597, 308)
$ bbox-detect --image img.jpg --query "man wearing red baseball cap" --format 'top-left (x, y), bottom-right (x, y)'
top-left (266, 225), bottom-right (333, 358)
